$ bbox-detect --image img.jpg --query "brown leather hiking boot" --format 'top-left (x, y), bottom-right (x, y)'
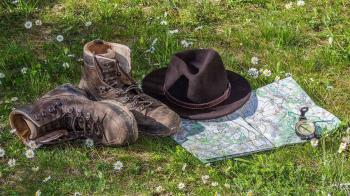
top-left (9, 84), bottom-right (138, 147)
top-left (79, 40), bottom-right (181, 137)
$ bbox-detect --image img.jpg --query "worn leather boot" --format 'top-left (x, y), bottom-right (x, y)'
top-left (79, 40), bottom-right (181, 137)
top-left (9, 84), bottom-right (138, 147)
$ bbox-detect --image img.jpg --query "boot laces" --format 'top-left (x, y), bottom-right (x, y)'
top-left (38, 103), bottom-right (106, 144)
top-left (93, 54), bottom-right (153, 111)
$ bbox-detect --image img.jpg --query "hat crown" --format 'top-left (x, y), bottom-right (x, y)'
top-left (164, 49), bottom-right (229, 104)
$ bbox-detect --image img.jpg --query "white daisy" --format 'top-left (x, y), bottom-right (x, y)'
top-left (201, 175), bottom-right (210, 184)
top-left (25, 149), bottom-right (35, 159)
top-left (285, 72), bottom-right (292, 77)
top-left (178, 182), bottom-right (185, 190)
top-left (285, 2), bottom-right (293, 9)
top-left (251, 56), bottom-right (259, 65)
top-left (211, 181), bottom-right (219, 187)
top-left (12, 0), bottom-right (18, 4)
top-left (85, 138), bottom-right (94, 147)
top-left (151, 38), bottom-right (158, 46)
top-left (274, 76), bottom-right (280, 81)
top-left (338, 142), bottom-right (347, 153)
top-left (35, 190), bottom-right (41, 196)
top-left (0, 147), bottom-right (5, 158)
top-left (262, 69), bottom-right (272, 77)
top-left (224, 183), bottom-right (231, 189)
top-left (27, 140), bottom-right (39, 149)
top-left (8, 158), bottom-right (16, 167)
top-left (74, 192), bottom-right (82, 196)
top-left (247, 68), bottom-right (259, 78)
top-left (181, 40), bottom-right (193, 48)
top-left (160, 20), bottom-right (168, 25)
top-left (326, 85), bottom-right (334, 91)
top-left (0, 72), bottom-right (5, 79)
top-left (67, 54), bottom-right (75, 58)
top-left (24, 21), bottom-right (33, 29)
top-left (11, 97), bottom-right (18, 102)
top-left (328, 36), bottom-right (333, 45)
top-left (21, 67), bottom-right (28, 74)
top-left (164, 12), bottom-right (168, 17)
top-left (155, 185), bottom-right (164, 193)
top-left (146, 46), bottom-right (155, 53)
top-left (85, 21), bottom-right (92, 27)
top-left (296, 0), bottom-right (305, 6)
top-left (42, 175), bottom-right (51, 182)
top-left (182, 163), bottom-right (187, 171)
top-left (62, 62), bottom-right (70, 69)
top-left (32, 166), bottom-right (40, 172)
top-left (310, 138), bottom-right (319, 147)
top-left (56, 35), bottom-right (64, 42)
top-left (113, 161), bottom-right (124, 171)
top-left (10, 128), bottom-right (17, 134)
top-left (35, 20), bottom-right (42, 26)
top-left (169, 29), bottom-right (179, 35)
top-left (194, 26), bottom-right (203, 31)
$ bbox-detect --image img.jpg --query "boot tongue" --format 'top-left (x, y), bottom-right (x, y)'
top-left (24, 117), bottom-right (39, 140)
top-left (99, 49), bottom-right (116, 59)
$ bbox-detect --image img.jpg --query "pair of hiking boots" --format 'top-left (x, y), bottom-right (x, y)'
top-left (9, 40), bottom-right (181, 147)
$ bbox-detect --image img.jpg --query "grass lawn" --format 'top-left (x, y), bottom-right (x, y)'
top-left (0, 0), bottom-right (349, 195)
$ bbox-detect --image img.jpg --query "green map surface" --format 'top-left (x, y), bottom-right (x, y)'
top-left (172, 77), bottom-right (341, 163)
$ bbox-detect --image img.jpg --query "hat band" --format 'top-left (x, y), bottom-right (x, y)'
top-left (163, 83), bottom-right (231, 110)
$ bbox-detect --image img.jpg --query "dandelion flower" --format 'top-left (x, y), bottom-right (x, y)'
top-left (0, 147), bottom-right (5, 158)
top-left (296, 0), bottom-right (305, 6)
top-left (113, 161), bottom-right (124, 171)
top-left (21, 67), bottom-right (28, 74)
top-left (0, 72), bottom-right (5, 79)
top-left (182, 163), bottom-right (187, 171)
top-left (310, 138), bottom-right (319, 147)
top-left (11, 97), bottom-right (18, 102)
top-left (285, 2), bottom-right (293, 9)
top-left (160, 20), bottom-right (168, 25)
top-left (178, 182), bottom-right (185, 190)
top-left (262, 69), bottom-right (272, 77)
top-left (211, 181), bottom-right (219, 187)
top-left (201, 175), bottom-right (210, 184)
top-left (248, 68), bottom-right (259, 78)
top-left (24, 21), bottom-right (33, 29)
top-left (155, 185), bottom-right (164, 193)
top-left (338, 142), bottom-right (347, 153)
top-left (85, 21), bottom-right (92, 27)
top-left (8, 158), bottom-right (16, 167)
top-left (42, 175), bottom-right (51, 183)
top-left (62, 62), bottom-right (70, 69)
top-left (181, 40), bottom-right (193, 48)
top-left (85, 138), bottom-right (94, 148)
top-left (56, 35), bottom-right (64, 42)
top-left (251, 56), bottom-right (259, 65)
top-left (169, 29), bottom-right (179, 35)
top-left (35, 20), bottom-right (42, 26)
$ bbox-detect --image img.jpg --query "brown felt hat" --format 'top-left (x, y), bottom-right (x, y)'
top-left (141, 49), bottom-right (252, 120)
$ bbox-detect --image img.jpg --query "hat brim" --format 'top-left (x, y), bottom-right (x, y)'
top-left (141, 68), bottom-right (252, 120)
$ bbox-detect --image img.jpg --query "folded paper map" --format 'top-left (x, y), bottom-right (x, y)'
top-left (172, 77), bottom-right (341, 163)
